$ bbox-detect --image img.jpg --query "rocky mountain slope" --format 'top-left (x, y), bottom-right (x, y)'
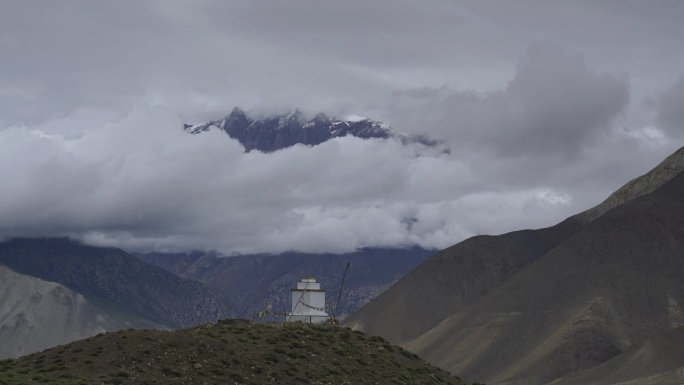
top-left (343, 220), bottom-right (582, 344)
top-left (550, 327), bottom-right (684, 385)
top-left (184, 107), bottom-right (434, 152)
top-left (0, 322), bottom-right (467, 385)
top-left (137, 247), bottom-right (433, 320)
top-left (406, 171), bottom-right (684, 384)
top-left (0, 266), bottom-right (161, 359)
top-left (0, 238), bottom-right (234, 329)
top-left (574, 146), bottom-right (684, 224)
top-left (345, 146), bottom-right (684, 385)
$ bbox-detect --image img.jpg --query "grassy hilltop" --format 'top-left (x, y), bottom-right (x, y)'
top-left (0, 321), bottom-right (467, 385)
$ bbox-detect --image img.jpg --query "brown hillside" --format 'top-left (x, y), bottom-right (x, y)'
top-left (344, 147), bottom-right (684, 347)
top-left (343, 218), bottom-right (582, 344)
top-left (551, 327), bottom-right (684, 385)
top-left (406, 170), bottom-right (684, 385)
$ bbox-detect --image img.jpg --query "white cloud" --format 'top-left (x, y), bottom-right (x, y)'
top-left (0, 101), bottom-right (607, 254)
top-left (1, 92), bottom-right (679, 255)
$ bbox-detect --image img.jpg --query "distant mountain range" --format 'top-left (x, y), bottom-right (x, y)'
top-left (0, 238), bottom-right (234, 358)
top-left (136, 247), bottom-right (433, 320)
top-left (0, 265), bottom-right (153, 358)
top-left (0, 237), bottom-right (430, 359)
top-left (184, 107), bottom-right (437, 152)
top-left (345, 146), bottom-right (684, 385)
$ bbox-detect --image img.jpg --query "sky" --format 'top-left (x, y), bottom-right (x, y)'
top-left (1, 0), bottom-right (683, 254)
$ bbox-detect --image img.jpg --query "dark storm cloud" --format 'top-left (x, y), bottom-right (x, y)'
top-left (0, 0), bottom-right (469, 124)
top-left (0, 2), bottom-right (161, 122)
top-left (2, 0), bottom-right (682, 125)
top-left (388, 44), bottom-right (630, 160)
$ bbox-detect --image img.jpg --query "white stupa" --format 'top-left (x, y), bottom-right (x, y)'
top-left (286, 277), bottom-right (330, 324)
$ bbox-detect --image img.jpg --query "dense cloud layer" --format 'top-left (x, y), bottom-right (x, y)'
top-left (0, 104), bottom-right (572, 253)
top-left (1, 1), bottom-right (683, 254)
top-left (1, 46), bottom-right (681, 254)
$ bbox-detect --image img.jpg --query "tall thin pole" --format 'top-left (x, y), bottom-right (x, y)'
top-left (335, 261), bottom-right (351, 317)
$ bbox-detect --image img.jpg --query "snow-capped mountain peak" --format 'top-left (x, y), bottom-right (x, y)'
top-left (183, 108), bottom-right (392, 152)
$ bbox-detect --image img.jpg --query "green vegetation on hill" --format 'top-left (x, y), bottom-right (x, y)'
top-left (0, 322), bottom-right (467, 385)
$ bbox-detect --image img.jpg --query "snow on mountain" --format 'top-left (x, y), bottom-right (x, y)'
top-left (344, 114), bottom-right (369, 122)
top-left (183, 107), bottom-right (397, 152)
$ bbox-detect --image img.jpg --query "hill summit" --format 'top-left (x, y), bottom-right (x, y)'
top-left (0, 321), bottom-right (467, 385)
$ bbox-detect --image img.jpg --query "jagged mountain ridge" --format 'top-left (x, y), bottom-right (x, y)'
top-left (184, 107), bottom-right (434, 152)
